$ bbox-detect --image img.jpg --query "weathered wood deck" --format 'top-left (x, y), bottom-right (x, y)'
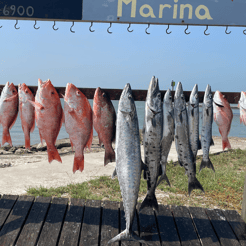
top-left (0, 195), bottom-right (245, 246)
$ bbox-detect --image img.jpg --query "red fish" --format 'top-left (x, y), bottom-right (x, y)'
top-left (238, 91), bottom-right (246, 126)
top-left (93, 87), bottom-right (116, 165)
top-left (0, 82), bottom-right (18, 146)
top-left (213, 91), bottom-right (233, 150)
top-left (29, 79), bottom-right (64, 163)
top-left (18, 83), bottom-right (35, 149)
top-left (64, 83), bottom-right (93, 173)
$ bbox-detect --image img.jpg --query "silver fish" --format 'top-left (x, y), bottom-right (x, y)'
top-left (140, 76), bottom-right (163, 213)
top-left (158, 89), bottom-right (173, 186)
top-left (108, 84), bottom-right (146, 245)
top-left (200, 84), bottom-right (215, 172)
top-left (188, 84), bottom-right (201, 170)
top-left (174, 82), bottom-right (204, 195)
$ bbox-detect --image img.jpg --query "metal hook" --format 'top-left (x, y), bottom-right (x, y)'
top-left (70, 21), bottom-right (75, 33)
top-left (225, 26), bottom-right (231, 34)
top-left (184, 25), bottom-right (190, 35)
top-left (204, 25), bottom-right (210, 36)
top-left (89, 22), bottom-right (95, 32)
top-left (107, 22), bottom-right (112, 34)
top-left (34, 20), bottom-right (40, 30)
top-left (145, 24), bottom-right (150, 35)
top-left (166, 24), bottom-right (171, 34)
top-left (53, 21), bottom-right (59, 31)
top-left (127, 23), bottom-right (133, 33)
top-left (14, 20), bottom-right (20, 30)
top-left (0, 25), bottom-right (2, 29)
top-left (243, 28), bottom-right (246, 35)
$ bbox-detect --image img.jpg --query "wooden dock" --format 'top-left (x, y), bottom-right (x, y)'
top-left (0, 195), bottom-right (245, 246)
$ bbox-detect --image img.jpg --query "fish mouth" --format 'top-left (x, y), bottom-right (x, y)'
top-left (147, 103), bottom-right (162, 115)
top-left (213, 100), bottom-right (224, 107)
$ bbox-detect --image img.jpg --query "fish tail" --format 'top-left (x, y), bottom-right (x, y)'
top-left (24, 130), bottom-right (31, 150)
top-left (108, 229), bottom-right (148, 245)
top-left (2, 128), bottom-right (12, 146)
top-left (199, 158), bottom-right (215, 173)
top-left (73, 155), bottom-right (84, 173)
top-left (47, 145), bottom-right (62, 163)
top-left (104, 147), bottom-right (115, 166)
top-left (139, 192), bottom-right (159, 213)
top-left (188, 176), bottom-right (204, 196)
top-left (222, 138), bottom-right (231, 150)
top-left (157, 174), bottom-right (170, 187)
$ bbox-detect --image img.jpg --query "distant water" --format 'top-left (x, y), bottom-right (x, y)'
top-left (1, 100), bottom-right (245, 147)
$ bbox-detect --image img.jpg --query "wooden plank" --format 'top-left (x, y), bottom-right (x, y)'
top-left (206, 208), bottom-right (240, 246)
top-left (156, 205), bottom-right (180, 246)
top-left (100, 200), bottom-right (119, 246)
top-left (58, 198), bottom-right (85, 246)
top-left (79, 199), bottom-right (101, 246)
top-left (0, 195), bottom-right (34, 246)
top-left (36, 197), bottom-right (68, 246)
top-left (119, 202), bottom-right (140, 246)
top-left (171, 206), bottom-right (200, 246)
top-left (222, 209), bottom-right (246, 246)
top-left (138, 204), bottom-right (161, 246)
top-left (15, 196), bottom-right (51, 246)
top-left (188, 206), bottom-right (220, 246)
top-left (0, 195), bottom-right (18, 230)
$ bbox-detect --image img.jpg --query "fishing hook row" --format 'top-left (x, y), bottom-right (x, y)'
top-left (89, 22), bottom-right (95, 32)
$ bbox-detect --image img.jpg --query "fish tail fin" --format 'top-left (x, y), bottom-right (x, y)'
top-left (104, 146), bottom-right (115, 166)
top-left (24, 131), bottom-right (31, 150)
top-left (73, 155), bottom-right (84, 173)
top-left (2, 128), bottom-right (12, 146)
top-left (222, 138), bottom-right (231, 150)
top-left (139, 193), bottom-right (159, 213)
top-left (47, 145), bottom-right (62, 163)
top-left (157, 164), bottom-right (171, 187)
top-left (199, 158), bottom-right (215, 173)
top-left (188, 176), bottom-right (205, 196)
top-left (108, 229), bottom-right (148, 245)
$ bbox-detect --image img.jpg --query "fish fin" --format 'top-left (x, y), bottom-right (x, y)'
top-left (188, 176), bottom-right (204, 196)
top-left (206, 108), bottom-right (209, 116)
top-left (151, 117), bottom-right (156, 127)
top-left (108, 229), bottom-right (149, 245)
top-left (30, 118), bottom-right (35, 133)
top-left (2, 128), bottom-right (12, 146)
top-left (3, 94), bottom-right (18, 102)
top-left (86, 127), bottom-right (93, 150)
top-left (210, 138), bottom-right (214, 146)
top-left (240, 116), bottom-right (243, 124)
top-left (179, 113), bottom-right (182, 123)
top-left (157, 173), bottom-right (170, 187)
top-left (73, 155), bottom-right (84, 173)
top-left (98, 137), bottom-right (103, 147)
top-left (24, 130), bottom-right (31, 150)
top-left (47, 145), bottom-right (62, 163)
top-left (199, 158), bottom-right (215, 173)
top-left (191, 108), bottom-right (194, 117)
top-left (70, 140), bottom-right (74, 151)
top-left (104, 147), bottom-right (115, 166)
top-left (61, 108), bottom-right (65, 126)
top-left (111, 168), bottom-right (117, 179)
top-left (139, 193), bottom-right (159, 214)
top-left (198, 139), bottom-right (202, 150)
top-left (9, 111), bottom-right (18, 130)
top-left (222, 138), bottom-right (231, 150)
top-left (28, 100), bottom-right (44, 110)
top-left (141, 161), bottom-right (148, 180)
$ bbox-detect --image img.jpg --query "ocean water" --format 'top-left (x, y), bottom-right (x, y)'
top-left (0, 99), bottom-right (244, 147)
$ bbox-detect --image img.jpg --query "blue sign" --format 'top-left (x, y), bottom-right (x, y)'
top-left (82, 0), bottom-right (246, 26)
top-left (0, 0), bottom-right (82, 20)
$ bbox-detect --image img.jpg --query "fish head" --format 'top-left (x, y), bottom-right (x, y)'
top-left (94, 87), bottom-right (109, 108)
top-left (238, 91), bottom-right (246, 110)
top-left (203, 84), bottom-right (213, 109)
top-left (39, 79), bottom-right (60, 103)
top-left (146, 76), bottom-right (162, 113)
top-left (118, 83), bottom-right (135, 116)
top-left (5, 82), bottom-right (18, 96)
top-left (164, 89), bottom-right (173, 112)
top-left (189, 84), bottom-right (199, 108)
top-left (18, 83), bottom-right (33, 102)
top-left (174, 82), bottom-right (186, 113)
top-left (213, 90), bottom-right (227, 108)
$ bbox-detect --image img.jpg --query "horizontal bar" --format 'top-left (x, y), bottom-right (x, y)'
top-left (0, 85), bottom-right (241, 104)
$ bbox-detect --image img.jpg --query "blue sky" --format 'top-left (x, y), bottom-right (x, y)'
top-left (0, 19), bottom-right (245, 93)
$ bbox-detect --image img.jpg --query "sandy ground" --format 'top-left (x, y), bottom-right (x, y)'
top-left (0, 136), bottom-right (245, 195)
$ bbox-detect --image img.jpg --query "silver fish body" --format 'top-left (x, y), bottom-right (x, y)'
top-left (174, 82), bottom-right (204, 195)
top-left (200, 84), bottom-right (215, 172)
top-left (108, 84), bottom-right (146, 245)
top-left (188, 84), bottom-right (201, 167)
top-left (141, 76), bottom-right (163, 213)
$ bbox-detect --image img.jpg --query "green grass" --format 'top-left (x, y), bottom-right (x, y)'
top-left (26, 148), bottom-right (246, 213)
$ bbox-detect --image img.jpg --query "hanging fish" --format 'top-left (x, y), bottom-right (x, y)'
top-left (64, 83), bottom-right (93, 173)
top-left (213, 90), bottom-right (233, 150)
top-left (0, 82), bottom-right (18, 146)
top-left (18, 83), bottom-right (35, 150)
top-left (29, 79), bottom-right (64, 163)
top-left (238, 91), bottom-right (246, 126)
top-left (93, 87), bottom-right (116, 166)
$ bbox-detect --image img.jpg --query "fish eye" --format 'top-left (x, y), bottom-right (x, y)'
top-left (169, 96), bottom-right (172, 100)
top-left (128, 94), bottom-right (132, 99)
top-left (51, 91), bottom-right (55, 95)
top-left (102, 93), bottom-right (106, 98)
top-left (76, 90), bottom-right (81, 96)
top-left (195, 94), bottom-right (198, 99)
top-left (13, 90), bottom-right (15, 93)
top-left (157, 93), bottom-right (161, 98)
top-left (25, 90), bottom-right (28, 94)
top-left (181, 94), bottom-right (184, 99)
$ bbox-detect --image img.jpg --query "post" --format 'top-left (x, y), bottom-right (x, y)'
top-left (171, 80), bottom-right (175, 91)
top-left (241, 175), bottom-right (246, 221)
